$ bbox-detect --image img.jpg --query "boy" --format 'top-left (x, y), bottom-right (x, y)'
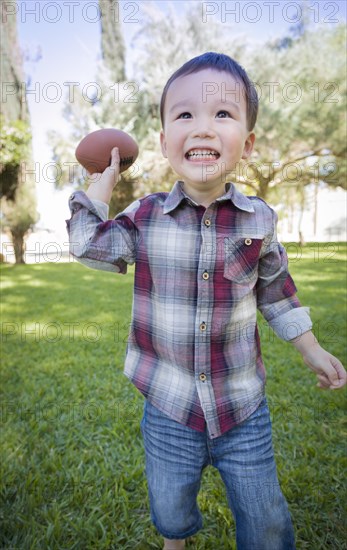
top-left (66, 53), bottom-right (346, 549)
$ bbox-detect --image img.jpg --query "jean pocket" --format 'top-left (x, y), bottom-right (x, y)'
top-left (224, 237), bottom-right (263, 285)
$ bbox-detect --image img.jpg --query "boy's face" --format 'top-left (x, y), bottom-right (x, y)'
top-left (160, 68), bottom-right (255, 197)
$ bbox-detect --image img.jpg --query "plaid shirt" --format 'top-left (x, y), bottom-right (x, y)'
top-left (66, 181), bottom-right (312, 438)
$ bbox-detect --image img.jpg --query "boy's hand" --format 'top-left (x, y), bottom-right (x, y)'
top-left (85, 147), bottom-right (120, 204)
top-left (303, 345), bottom-right (346, 389)
top-left (291, 330), bottom-right (346, 390)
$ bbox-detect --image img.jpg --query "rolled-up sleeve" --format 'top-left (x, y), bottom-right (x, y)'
top-left (256, 210), bottom-right (312, 341)
top-left (66, 190), bottom-right (139, 273)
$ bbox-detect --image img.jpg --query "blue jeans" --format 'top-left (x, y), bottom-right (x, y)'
top-left (140, 396), bottom-right (296, 549)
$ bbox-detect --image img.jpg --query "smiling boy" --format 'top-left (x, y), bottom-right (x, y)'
top-left (159, 66), bottom-right (254, 208)
top-left (66, 52), bottom-right (346, 550)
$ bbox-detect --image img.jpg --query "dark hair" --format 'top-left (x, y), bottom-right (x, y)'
top-left (160, 52), bottom-right (258, 131)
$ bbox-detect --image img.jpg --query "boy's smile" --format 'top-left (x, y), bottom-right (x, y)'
top-left (160, 68), bottom-right (255, 205)
top-left (185, 148), bottom-right (220, 162)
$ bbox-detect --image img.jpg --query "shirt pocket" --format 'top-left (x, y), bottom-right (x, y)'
top-left (223, 237), bottom-right (263, 286)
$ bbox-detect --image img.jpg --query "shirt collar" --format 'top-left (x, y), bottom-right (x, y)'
top-left (163, 181), bottom-right (190, 214)
top-left (218, 182), bottom-right (255, 212)
top-left (163, 181), bottom-right (255, 214)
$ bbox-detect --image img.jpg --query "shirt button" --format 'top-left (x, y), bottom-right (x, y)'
top-left (200, 322), bottom-right (207, 331)
top-left (202, 271), bottom-right (209, 280)
top-left (245, 238), bottom-right (252, 245)
top-left (204, 219), bottom-right (211, 227)
top-left (199, 373), bottom-right (207, 382)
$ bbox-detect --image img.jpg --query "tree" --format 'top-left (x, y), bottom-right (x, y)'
top-left (125, 3), bottom-right (346, 204)
top-left (1, 167), bottom-right (39, 264)
top-left (237, 21), bottom-right (347, 201)
top-left (0, 117), bottom-right (38, 264)
top-left (0, 118), bottom-right (31, 200)
top-left (49, 1), bottom-right (141, 216)
top-left (0, 8), bottom-right (38, 263)
top-left (50, 1), bottom-right (346, 223)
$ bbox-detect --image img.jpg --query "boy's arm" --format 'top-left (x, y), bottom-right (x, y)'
top-left (256, 207), bottom-right (346, 390)
top-left (66, 148), bottom-right (138, 272)
top-left (256, 208), bottom-right (312, 340)
top-left (290, 330), bottom-right (346, 390)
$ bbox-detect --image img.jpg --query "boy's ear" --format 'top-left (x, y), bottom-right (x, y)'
top-left (242, 132), bottom-right (255, 159)
top-left (160, 130), bottom-right (168, 158)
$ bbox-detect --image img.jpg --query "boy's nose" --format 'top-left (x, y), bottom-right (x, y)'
top-left (194, 128), bottom-right (215, 138)
top-left (192, 120), bottom-right (216, 138)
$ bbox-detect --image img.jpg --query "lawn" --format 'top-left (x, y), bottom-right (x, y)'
top-left (1, 243), bottom-right (346, 549)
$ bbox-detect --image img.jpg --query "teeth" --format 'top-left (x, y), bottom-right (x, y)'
top-left (186, 149), bottom-right (219, 159)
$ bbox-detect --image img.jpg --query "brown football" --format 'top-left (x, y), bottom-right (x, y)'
top-left (75, 128), bottom-right (139, 174)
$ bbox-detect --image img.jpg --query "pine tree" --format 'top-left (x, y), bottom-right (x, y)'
top-left (98, 0), bottom-right (136, 215)
top-left (99, 0), bottom-right (126, 82)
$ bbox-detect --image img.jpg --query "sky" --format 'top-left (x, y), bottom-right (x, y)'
top-left (12, 0), bottom-right (347, 238)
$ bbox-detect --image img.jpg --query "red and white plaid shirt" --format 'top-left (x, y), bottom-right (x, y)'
top-left (67, 181), bottom-right (312, 438)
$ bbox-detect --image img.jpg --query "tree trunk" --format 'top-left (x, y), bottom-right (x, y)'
top-left (256, 177), bottom-right (269, 200)
top-left (10, 230), bottom-right (25, 264)
top-left (297, 186), bottom-right (306, 246)
top-left (313, 179), bottom-right (319, 236)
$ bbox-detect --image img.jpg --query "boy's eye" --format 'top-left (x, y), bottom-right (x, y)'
top-left (178, 112), bottom-right (192, 119)
top-left (216, 110), bottom-right (232, 118)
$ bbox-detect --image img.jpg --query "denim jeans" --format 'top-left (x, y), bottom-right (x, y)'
top-left (140, 396), bottom-right (296, 549)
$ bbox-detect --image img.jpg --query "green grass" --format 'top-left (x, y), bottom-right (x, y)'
top-left (1, 243), bottom-right (346, 549)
